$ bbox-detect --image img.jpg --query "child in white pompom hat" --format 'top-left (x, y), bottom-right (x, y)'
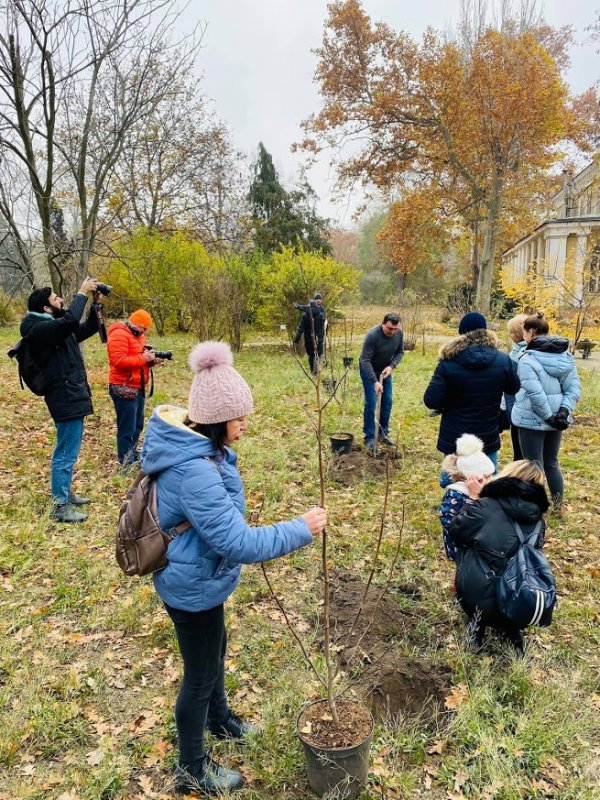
top-left (439, 434), bottom-right (495, 561)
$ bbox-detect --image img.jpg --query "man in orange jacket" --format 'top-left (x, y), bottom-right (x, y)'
top-left (107, 309), bottom-right (157, 466)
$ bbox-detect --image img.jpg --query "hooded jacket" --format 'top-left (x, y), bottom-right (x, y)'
top-left (511, 335), bottom-right (581, 431)
top-left (19, 293), bottom-right (98, 422)
top-left (423, 330), bottom-right (520, 454)
top-left (107, 322), bottom-right (150, 390)
top-left (294, 302), bottom-right (325, 352)
top-left (449, 477), bottom-right (549, 628)
top-left (141, 405), bottom-right (313, 611)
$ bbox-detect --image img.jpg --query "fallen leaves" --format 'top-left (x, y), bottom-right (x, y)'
top-left (444, 682), bottom-right (469, 710)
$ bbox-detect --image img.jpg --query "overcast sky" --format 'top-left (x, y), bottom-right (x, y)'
top-left (182, 1), bottom-right (600, 227)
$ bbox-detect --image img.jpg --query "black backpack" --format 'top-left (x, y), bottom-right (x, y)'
top-left (478, 520), bottom-right (556, 628)
top-left (7, 334), bottom-right (50, 396)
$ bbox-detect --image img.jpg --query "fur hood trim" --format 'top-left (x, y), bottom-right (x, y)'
top-left (439, 328), bottom-right (498, 360)
top-left (481, 476), bottom-right (550, 513)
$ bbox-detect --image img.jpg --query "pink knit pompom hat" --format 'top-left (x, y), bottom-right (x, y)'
top-left (187, 341), bottom-right (253, 424)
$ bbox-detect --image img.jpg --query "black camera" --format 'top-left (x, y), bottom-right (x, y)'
top-left (96, 282), bottom-right (112, 296)
top-left (144, 345), bottom-right (173, 361)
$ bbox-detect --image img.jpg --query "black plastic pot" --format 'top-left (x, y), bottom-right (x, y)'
top-left (343, 356), bottom-right (354, 368)
top-left (297, 700), bottom-right (374, 799)
top-left (330, 432), bottom-right (353, 455)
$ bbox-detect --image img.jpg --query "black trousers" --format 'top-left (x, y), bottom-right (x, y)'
top-left (165, 603), bottom-right (230, 776)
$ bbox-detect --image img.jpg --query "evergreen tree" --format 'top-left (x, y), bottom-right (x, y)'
top-left (248, 143), bottom-right (331, 254)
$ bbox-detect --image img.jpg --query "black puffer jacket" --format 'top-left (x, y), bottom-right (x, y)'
top-left (423, 330), bottom-right (520, 454)
top-left (450, 477), bottom-right (549, 628)
top-left (19, 293), bottom-right (99, 422)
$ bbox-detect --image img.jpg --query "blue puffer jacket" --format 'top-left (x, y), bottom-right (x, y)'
top-left (504, 339), bottom-right (527, 419)
top-left (141, 405), bottom-right (313, 611)
top-left (511, 336), bottom-right (581, 431)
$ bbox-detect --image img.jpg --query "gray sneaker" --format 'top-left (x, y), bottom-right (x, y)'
top-left (68, 491), bottom-right (91, 506)
top-left (174, 758), bottom-right (244, 794)
top-left (365, 441), bottom-right (377, 456)
top-left (50, 504), bottom-right (87, 523)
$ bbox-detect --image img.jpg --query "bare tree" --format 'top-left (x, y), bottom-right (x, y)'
top-left (0, 0), bottom-right (203, 294)
top-left (107, 76), bottom-right (248, 250)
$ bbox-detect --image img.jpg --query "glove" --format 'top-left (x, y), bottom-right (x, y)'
top-left (555, 406), bottom-right (571, 427)
top-left (545, 413), bottom-right (569, 431)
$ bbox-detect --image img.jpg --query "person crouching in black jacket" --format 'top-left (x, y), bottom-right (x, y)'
top-left (448, 459), bottom-right (550, 653)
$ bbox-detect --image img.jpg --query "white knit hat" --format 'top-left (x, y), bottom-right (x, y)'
top-left (455, 434), bottom-right (495, 477)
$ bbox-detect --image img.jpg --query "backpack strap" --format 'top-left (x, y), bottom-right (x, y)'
top-left (511, 519), bottom-right (542, 546)
top-left (163, 456), bottom-right (220, 538)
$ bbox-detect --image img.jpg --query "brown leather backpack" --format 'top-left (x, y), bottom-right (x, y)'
top-left (116, 471), bottom-right (191, 576)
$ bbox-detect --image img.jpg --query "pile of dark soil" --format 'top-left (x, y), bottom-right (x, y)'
top-left (329, 572), bottom-right (452, 722)
top-left (328, 445), bottom-right (402, 486)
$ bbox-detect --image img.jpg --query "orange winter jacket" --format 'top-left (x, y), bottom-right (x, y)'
top-left (107, 322), bottom-right (150, 390)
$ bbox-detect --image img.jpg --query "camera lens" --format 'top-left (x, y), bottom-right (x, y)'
top-left (96, 282), bottom-right (112, 296)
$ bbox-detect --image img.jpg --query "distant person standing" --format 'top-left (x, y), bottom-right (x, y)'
top-left (294, 297), bottom-right (326, 374)
top-left (107, 309), bottom-right (158, 467)
top-left (359, 312), bottom-right (404, 453)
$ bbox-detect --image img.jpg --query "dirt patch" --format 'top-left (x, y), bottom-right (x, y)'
top-left (297, 698), bottom-right (373, 749)
top-left (329, 572), bottom-right (452, 723)
top-left (327, 445), bottom-right (401, 486)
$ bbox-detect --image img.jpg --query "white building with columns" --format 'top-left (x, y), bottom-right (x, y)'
top-left (502, 162), bottom-right (600, 300)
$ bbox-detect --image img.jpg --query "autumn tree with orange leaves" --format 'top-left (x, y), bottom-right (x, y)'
top-left (300, 0), bottom-right (597, 314)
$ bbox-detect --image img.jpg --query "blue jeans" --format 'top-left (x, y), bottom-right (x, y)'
top-left (360, 366), bottom-right (393, 443)
top-left (110, 387), bottom-right (145, 464)
top-left (51, 417), bottom-right (84, 503)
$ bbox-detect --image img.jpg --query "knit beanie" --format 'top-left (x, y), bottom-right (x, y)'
top-left (129, 309), bottom-right (153, 329)
top-left (458, 311), bottom-right (487, 334)
top-left (188, 342), bottom-right (253, 424)
top-left (455, 434), bottom-right (495, 477)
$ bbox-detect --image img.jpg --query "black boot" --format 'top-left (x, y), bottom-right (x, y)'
top-left (68, 491), bottom-right (91, 506)
top-left (506, 629), bottom-right (525, 657)
top-left (50, 504), bottom-right (87, 523)
top-left (208, 712), bottom-right (260, 741)
top-left (174, 758), bottom-right (244, 795)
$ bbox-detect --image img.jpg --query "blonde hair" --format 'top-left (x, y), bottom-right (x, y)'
top-left (441, 453), bottom-right (463, 481)
top-left (507, 313), bottom-right (528, 340)
top-left (494, 459), bottom-right (545, 485)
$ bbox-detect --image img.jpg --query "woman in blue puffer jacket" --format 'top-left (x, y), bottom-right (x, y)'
top-left (511, 312), bottom-right (581, 508)
top-left (141, 342), bottom-right (326, 795)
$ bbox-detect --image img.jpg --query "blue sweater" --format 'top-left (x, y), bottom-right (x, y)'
top-left (141, 405), bottom-right (313, 611)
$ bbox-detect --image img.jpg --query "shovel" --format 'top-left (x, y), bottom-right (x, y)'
top-left (372, 375), bottom-right (382, 458)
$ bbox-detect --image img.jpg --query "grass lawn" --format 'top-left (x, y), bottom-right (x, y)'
top-left (1, 312), bottom-right (599, 800)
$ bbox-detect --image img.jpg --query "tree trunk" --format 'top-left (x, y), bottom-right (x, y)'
top-left (476, 173), bottom-right (504, 316)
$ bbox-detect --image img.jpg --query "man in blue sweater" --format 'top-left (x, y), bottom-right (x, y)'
top-left (359, 312), bottom-right (404, 453)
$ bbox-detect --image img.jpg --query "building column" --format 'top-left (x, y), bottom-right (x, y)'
top-left (574, 231), bottom-right (589, 303)
top-left (544, 231), bottom-right (568, 300)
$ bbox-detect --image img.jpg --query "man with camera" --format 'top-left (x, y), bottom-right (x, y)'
top-left (21, 277), bottom-right (101, 522)
top-left (107, 309), bottom-right (163, 468)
